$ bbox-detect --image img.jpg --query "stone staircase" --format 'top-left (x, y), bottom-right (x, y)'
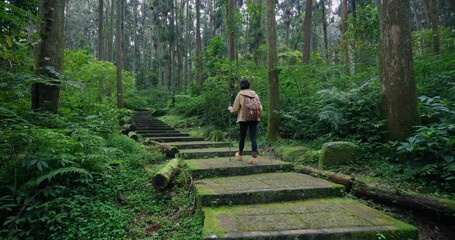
top-left (133, 111), bottom-right (418, 240)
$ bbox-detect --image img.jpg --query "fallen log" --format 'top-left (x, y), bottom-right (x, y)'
top-left (152, 158), bottom-right (180, 190)
top-left (352, 181), bottom-right (455, 218)
top-left (128, 131), bottom-right (138, 141)
top-left (143, 138), bottom-right (179, 157)
top-left (122, 124), bottom-right (136, 132)
top-left (294, 165), bottom-right (355, 192)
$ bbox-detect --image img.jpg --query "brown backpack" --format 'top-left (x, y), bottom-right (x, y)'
top-left (242, 94), bottom-right (262, 121)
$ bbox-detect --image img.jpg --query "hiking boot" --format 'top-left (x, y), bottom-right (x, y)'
top-left (249, 156), bottom-right (258, 165)
top-left (235, 152), bottom-right (242, 161)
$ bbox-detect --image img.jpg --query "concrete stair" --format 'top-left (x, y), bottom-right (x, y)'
top-left (132, 111), bottom-right (418, 240)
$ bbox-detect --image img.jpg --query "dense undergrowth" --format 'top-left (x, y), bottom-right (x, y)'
top-left (0, 49), bottom-right (202, 239)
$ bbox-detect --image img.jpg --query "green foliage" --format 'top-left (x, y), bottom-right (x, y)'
top-left (392, 96), bottom-right (455, 191)
top-left (414, 53), bottom-right (455, 101)
top-left (412, 26), bottom-right (455, 56)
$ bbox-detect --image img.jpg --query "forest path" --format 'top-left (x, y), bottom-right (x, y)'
top-left (133, 111), bottom-right (418, 239)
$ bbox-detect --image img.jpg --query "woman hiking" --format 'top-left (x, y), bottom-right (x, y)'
top-left (228, 79), bottom-right (263, 165)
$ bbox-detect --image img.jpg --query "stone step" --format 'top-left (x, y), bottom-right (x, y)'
top-left (195, 172), bottom-right (345, 207)
top-left (202, 198), bottom-right (418, 240)
top-left (184, 157), bottom-right (294, 179)
top-left (139, 132), bottom-right (190, 137)
top-left (148, 136), bottom-right (205, 142)
top-left (133, 120), bottom-right (165, 123)
top-left (178, 147), bottom-right (252, 159)
top-left (168, 141), bottom-right (231, 149)
top-left (136, 129), bottom-right (180, 134)
top-left (135, 126), bottom-right (175, 130)
top-left (134, 123), bottom-right (170, 127)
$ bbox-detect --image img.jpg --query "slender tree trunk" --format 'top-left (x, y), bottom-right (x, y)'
top-left (341, 0), bottom-right (349, 64)
top-left (116, 0), bottom-right (124, 108)
top-left (284, 19), bottom-right (290, 48)
top-left (379, 0), bottom-right (419, 140)
top-left (32, 0), bottom-right (65, 113)
top-left (98, 0), bottom-right (104, 60)
top-left (132, 0), bottom-right (138, 75)
top-left (302, 0), bottom-right (313, 64)
top-left (265, 0), bottom-right (281, 141)
top-left (108, 0), bottom-right (114, 61)
top-left (425, 0), bottom-right (440, 53)
top-left (227, 0), bottom-right (236, 60)
top-left (196, 0), bottom-right (202, 83)
top-left (321, 0), bottom-right (329, 61)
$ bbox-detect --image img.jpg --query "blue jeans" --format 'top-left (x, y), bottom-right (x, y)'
top-left (239, 121), bottom-right (258, 157)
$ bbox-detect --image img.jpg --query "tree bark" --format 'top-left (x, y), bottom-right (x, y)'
top-left (379, 0), bottom-right (419, 140)
top-left (321, 0), bottom-right (329, 61)
top-left (152, 158), bottom-right (180, 190)
top-left (98, 0), bottom-right (104, 60)
top-left (116, 0), bottom-right (124, 108)
top-left (353, 181), bottom-right (455, 218)
top-left (108, 0), bottom-right (114, 61)
top-left (227, 0), bottom-right (236, 61)
top-left (295, 165), bottom-right (354, 192)
top-left (195, 0), bottom-right (202, 83)
top-left (341, 0), bottom-right (349, 65)
top-left (143, 139), bottom-right (179, 158)
top-left (425, 0), bottom-right (440, 54)
top-left (265, 0), bottom-right (281, 141)
top-left (302, 0), bottom-right (313, 64)
top-left (32, 0), bottom-right (65, 113)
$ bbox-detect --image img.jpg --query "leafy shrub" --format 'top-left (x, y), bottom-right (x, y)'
top-left (393, 96), bottom-right (455, 191)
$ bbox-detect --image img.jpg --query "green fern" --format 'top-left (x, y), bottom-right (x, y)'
top-left (23, 167), bottom-right (92, 189)
top-left (317, 105), bottom-right (347, 130)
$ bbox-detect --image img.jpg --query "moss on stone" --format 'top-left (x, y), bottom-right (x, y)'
top-left (318, 141), bottom-right (360, 169)
top-left (202, 199), bottom-right (418, 239)
top-left (282, 145), bottom-right (320, 164)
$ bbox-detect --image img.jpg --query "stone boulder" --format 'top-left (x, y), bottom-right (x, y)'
top-left (318, 142), bottom-right (360, 169)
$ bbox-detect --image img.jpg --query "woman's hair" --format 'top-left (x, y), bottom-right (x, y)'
top-left (240, 79), bottom-right (250, 90)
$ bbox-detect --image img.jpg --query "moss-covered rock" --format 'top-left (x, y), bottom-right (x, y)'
top-left (318, 141), bottom-right (360, 169)
top-left (281, 145), bottom-right (319, 164)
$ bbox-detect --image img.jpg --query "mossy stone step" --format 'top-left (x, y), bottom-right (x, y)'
top-left (202, 198), bottom-right (418, 239)
top-left (178, 147), bottom-right (251, 159)
top-left (195, 172), bottom-right (345, 207)
top-left (135, 126), bottom-right (175, 130)
top-left (136, 129), bottom-right (180, 134)
top-left (134, 123), bottom-right (168, 127)
top-left (140, 132), bottom-right (189, 137)
top-left (149, 136), bottom-right (205, 142)
top-left (168, 141), bottom-right (231, 149)
top-left (184, 157), bottom-right (293, 179)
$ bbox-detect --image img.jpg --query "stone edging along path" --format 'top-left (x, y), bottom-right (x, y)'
top-left (133, 111), bottom-right (418, 240)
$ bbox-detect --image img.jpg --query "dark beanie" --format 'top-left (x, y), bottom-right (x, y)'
top-left (240, 79), bottom-right (250, 90)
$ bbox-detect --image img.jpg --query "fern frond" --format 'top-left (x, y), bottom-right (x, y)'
top-left (23, 167), bottom-right (92, 189)
top-left (318, 105), bottom-right (347, 130)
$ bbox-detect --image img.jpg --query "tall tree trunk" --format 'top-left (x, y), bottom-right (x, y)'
top-left (132, 0), bottom-right (138, 75)
top-left (379, 0), bottom-right (419, 140)
top-left (321, 0), bottom-right (329, 61)
top-left (227, 0), bottom-right (236, 60)
top-left (195, 0), bottom-right (202, 83)
top-left (108, 0), bottom-right (114, 61)
top-left (32, 0), bottom-right (65, 113)
top-left (265, 0), bottom-right (281, 141)
top-left (425, 0), bottom-right (440, 53)
top-left (98, 0), bottom-right (104, 60)
top-left (302, 0), bottom-right (313, 64)
top-left (341, 0), bottom-right (349, 64)
top-left (116, 0), bottom-right (124, 108)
